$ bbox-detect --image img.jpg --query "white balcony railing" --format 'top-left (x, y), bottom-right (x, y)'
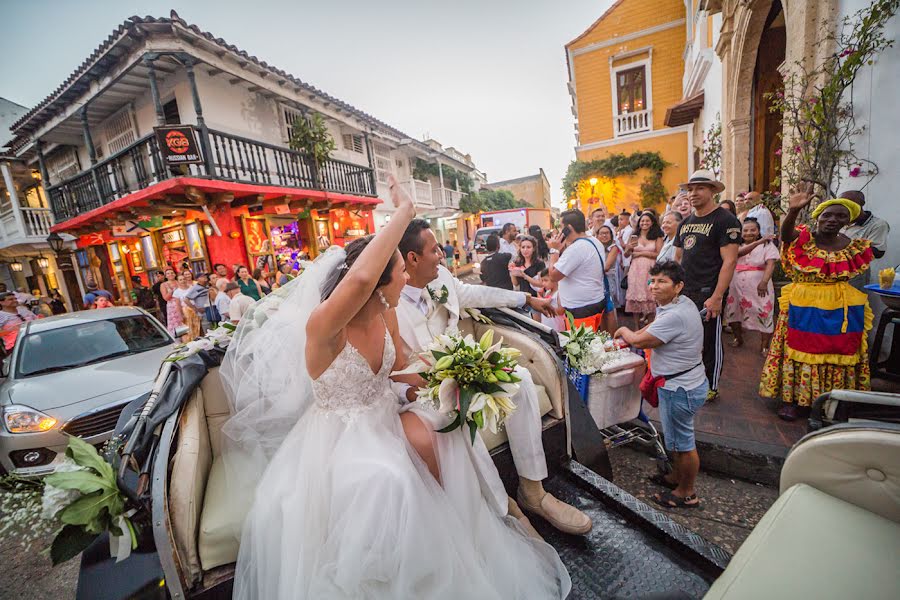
top-left (21, 207), bottom-right (54, 238)
top-left (614, 109), bottom-right (652, 137)
top-left (0, 206), bottom-right (54, 242)
top-left (399, 179), bottom-right (434, 209)
top-left (432, 187), bottom-right (462, 210)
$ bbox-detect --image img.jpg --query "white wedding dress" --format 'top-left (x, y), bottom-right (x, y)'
top-left (231, 327), bottom-right (571, 599)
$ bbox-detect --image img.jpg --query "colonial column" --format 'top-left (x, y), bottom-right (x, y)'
top-left (362, 131), bottom-right (377, 193)
top-left (81, 106), bottom-right (105, 203)
top-left (183, 55), bottom-right (216, 176)
top-left (0, 161), bottom-right (28, 237)
top-left (35, 139), bottom-right (51, 186)
top-left (143, 54), bottom-right (166, 126)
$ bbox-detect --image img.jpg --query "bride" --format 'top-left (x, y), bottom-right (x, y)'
top-left (219, 177), bottom-right (570, 599)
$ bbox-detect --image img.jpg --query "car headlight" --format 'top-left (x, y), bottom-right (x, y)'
top-left (3, 405), bottom-right (58, 434)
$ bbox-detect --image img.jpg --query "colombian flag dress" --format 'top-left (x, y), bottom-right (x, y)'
top-left (760, 225), bottom-right (874, 406)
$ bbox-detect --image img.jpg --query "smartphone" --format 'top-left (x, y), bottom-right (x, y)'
top-left (561, 225), bottom-right (572, 238)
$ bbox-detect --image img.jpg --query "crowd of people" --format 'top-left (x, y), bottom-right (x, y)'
top-left (471, 169), bottom-right (891, 509)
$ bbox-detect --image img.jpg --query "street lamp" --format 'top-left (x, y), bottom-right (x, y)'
top-left (37, 257), bottom-right (50, 270)
top-left (589, 177), bottom-right (598, 187)
top-left (46, 232), bottom-right (66, 256)
top-left (10, 261), bottom-right (23, 272)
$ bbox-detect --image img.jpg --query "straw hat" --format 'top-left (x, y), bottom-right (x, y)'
top-left (680, 169), bottom-right (725, 193)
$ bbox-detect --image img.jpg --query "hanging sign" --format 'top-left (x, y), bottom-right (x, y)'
top-left (112, 220), bottom-right (153, 237)
top-left (154, 125), bottom-right (203, 166)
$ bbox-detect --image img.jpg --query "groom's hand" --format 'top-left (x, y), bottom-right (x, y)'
top-left (526, 295), bottom-right (555, 318)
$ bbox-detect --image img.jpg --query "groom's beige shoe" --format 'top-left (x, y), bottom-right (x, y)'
top-left (517, 488), bottom-right (593, 535)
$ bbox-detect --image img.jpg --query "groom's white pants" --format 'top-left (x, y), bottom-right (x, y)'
top-left (504, 366), bottom-right (549, 482)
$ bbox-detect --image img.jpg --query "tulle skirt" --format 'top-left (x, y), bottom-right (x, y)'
top-left (233, 393), bottom-right (571, 600)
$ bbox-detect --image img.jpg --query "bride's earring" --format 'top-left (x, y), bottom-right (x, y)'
top-left (376, 289), bottom-right (390, 309)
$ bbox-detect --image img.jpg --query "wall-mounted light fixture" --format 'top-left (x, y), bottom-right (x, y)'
top-left (37, 257), bottom-right (50, 270)
top-left (10, 261), bottom-right (23, 272)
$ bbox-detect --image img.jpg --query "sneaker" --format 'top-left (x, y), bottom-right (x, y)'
top-left (706, 389), bottom-right (719, 403)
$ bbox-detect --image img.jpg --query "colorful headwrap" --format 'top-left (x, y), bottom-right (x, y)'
top-left (811, 198), bottom-right (861, 222)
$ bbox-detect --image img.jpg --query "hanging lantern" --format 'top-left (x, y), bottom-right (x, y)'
top-left (37, 257), bottom-right (50, 270)
top-left (10, 261), bottom-right (23, 272)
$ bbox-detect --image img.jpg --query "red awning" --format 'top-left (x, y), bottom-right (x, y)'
top-left (664, 92), bottom-right (705, 127)
top-left (51, 177), bottom-right (380, 233)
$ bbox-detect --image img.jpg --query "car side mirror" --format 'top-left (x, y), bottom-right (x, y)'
top-left (1, 356), bottom-right (9, 378)
top-left (173, 325), bottom-right (190, 340)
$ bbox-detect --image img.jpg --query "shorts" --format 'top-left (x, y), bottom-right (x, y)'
top-left (446, 256), bottom-right (456, 268)
top-left (658, 381), bottom-right (708, 452)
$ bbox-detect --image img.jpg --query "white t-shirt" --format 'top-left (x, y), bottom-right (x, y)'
top-left (539, 290), bottom-right (565, 332)
top-left (554, 236), bottom-right (607, 309)
top-left (498, 238), bottom-right (517, 257)
top-left (228, 293), bottom-right (254, 322)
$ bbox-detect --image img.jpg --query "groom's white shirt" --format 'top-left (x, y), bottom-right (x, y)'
top-left (396, 265), bottom-right (526, 354)
top-left (395, 266), bottom-right (549, 515)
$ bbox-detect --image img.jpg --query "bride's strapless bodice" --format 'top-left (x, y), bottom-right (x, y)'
top-left (311, 331), bottom-right (396, 419)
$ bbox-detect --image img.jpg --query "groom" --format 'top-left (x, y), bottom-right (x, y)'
top-left (392, 219), bottom-right (592, 535)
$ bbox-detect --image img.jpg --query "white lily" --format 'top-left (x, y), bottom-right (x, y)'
top-left (467, 392), bottom-right (488, 416)
top-left (437, 377), bottom-right (459, 414)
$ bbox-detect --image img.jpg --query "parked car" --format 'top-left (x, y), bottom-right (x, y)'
top-left (0, 307), bottom-right (176, 476)
top-left (471, 226), bottom-right (501, 274)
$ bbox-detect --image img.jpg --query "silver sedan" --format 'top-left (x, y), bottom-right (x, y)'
top-left (0, 307), bottom-right (175, 475)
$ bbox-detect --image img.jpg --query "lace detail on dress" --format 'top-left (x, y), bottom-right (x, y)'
top-left (311, 330), bottom-right (396, 422)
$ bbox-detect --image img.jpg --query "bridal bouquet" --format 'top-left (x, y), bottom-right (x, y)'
top-left (395, 330), bottom-right (519, 444)
top-left (560, 315), bottom-right (632, 375)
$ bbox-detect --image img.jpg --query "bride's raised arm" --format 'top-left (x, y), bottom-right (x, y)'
top-left (308, 175), bottom-right (415, 342)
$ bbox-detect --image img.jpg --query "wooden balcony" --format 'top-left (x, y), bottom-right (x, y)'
top-left (400, 179), bottom-right (435, 209)
top-left (46, 129), bottom-right (376, 224)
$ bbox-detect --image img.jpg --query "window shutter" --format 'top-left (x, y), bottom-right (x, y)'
top-left (47, 147), bottom-right (81, 181)
top-left (342, 133), bottom-right (364, 154)
top-left (282, 106), bottom-right (305, 143)
top-left (103, 107), bottom-right (138, 155)
top-left (373, 142), bottom-right (393, 184)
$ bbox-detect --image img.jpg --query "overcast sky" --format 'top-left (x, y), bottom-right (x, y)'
top-left (0, 0), bottom-right (612, 206)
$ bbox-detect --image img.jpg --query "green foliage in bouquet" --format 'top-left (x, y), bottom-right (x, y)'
top-left (403, 330), bottom-right (521, 444)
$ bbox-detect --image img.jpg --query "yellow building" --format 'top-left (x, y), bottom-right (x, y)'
top-left (565, 0), bottom-right (694, 215)
top-left (485, 170), bottom-right (553, 209)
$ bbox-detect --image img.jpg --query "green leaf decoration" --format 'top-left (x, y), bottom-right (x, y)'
top-left (44, 470), bottom-right (113, 494)
top-left (472, 410), bottom-right (484, 429)
top-left (468, 420), bottom-right (478, 445)
top-left (457, 387), bottom-right (474, 425)
top-left (59, 489), bottom-right (118, 527)
top-left (65, 436), bottom-right (115, 483)
top-left (436, 413), bottom-right (461, 433)
top-left (51, 525), bottom-right (99, 566)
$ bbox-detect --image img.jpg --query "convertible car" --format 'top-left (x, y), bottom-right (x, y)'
top-left (74, 309), bottom-right (900, 599)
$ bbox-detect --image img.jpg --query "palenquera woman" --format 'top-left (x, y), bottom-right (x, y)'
top-left (760, 184), bottom-right (874, 421)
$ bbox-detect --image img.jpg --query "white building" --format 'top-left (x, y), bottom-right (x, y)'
top-left (1, 97), bottom-right (80, 309)
top-left (7, 11), bottom-right (484, 302)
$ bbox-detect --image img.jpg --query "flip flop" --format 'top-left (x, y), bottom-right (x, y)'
top-left (647, 473), bottom-right (677, 490)
top-left (653, 490), bottom-right (701, 509)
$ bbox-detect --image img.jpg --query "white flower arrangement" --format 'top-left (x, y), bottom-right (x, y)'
top-left (165, 321), bottom-right (236, 362)
top-left (393, 330), bottom-right (519, 443)
top-left (559, 314), bottom-right (633, 376)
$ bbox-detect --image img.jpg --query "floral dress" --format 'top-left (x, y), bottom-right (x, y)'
top-left (625, 237), bottom-right (657, 315)
top-left (725, 242), bottom-right (779, 333)
top-left (759, 225), bottom-right (874, 406)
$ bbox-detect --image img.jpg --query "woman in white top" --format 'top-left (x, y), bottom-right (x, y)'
top-left (657, 211), bottom-right (683, 264)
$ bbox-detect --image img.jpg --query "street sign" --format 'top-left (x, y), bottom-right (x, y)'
top-left (154, 125), bottom-right (203, 166)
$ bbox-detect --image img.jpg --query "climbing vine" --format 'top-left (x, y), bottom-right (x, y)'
top-left (767, 0), bottom-right (899, 200)
top-left (562, 151), bottom-right (670, 207)
top-left (412, 158), bottom-right (474, 194)
top-left (698, 114), bottom-right (722, 180)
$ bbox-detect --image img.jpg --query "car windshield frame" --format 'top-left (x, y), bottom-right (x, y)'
top-left (474, 228), bottom-right (501, 251)
top-left (14, 314), bottom-right (173, 378)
